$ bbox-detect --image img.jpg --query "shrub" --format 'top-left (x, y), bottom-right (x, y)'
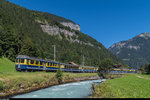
top-left (56, 69), bottom-right (63, 84)
top-left (0, 81), bottom-right (4, 91)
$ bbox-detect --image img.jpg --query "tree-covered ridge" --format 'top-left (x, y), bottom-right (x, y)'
top-left (0, 0), bottom-right (123, 66)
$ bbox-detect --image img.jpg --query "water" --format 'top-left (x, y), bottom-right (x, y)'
top-left (12, 79), bottom-right (106, 98)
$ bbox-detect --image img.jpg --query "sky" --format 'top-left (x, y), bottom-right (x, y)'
top-left (8, 0), bottom-right (150, 48)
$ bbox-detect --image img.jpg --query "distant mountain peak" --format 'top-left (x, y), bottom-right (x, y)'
top-left (109, 32), bottom-right (150, 68)
top-left (138, 32), bottom-right (150, 38)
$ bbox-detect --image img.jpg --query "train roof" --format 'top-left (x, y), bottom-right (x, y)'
top-left (16, 55), bottom-right (99, 68)
top-left (81, 66), bottom-right (97, 68)
top-left (60, 63), bottom-right (80, 67)
top-left (16, 55), bottom-right (59, 64)
top-left (112, 68), bottom-right (136, 70)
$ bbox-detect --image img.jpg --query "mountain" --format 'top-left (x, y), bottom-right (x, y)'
top-left (109, 32), bottom-right (150, 68)
top-left (0, 0), bottom-right (122, 66)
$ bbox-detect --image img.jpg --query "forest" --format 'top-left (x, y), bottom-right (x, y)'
top-left (0, 0), bottom-right (123, 67)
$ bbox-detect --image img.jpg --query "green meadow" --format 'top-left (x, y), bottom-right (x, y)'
top-left (91, 74), bottom-right (150, 98)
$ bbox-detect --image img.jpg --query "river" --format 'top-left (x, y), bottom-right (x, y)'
top-left (12, 79), bottom-right (105, 98)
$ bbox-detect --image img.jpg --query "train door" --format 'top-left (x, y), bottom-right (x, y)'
top-left (82, 67), bottom-right (84, 73)
top-left (43, 63), bottom-right (46, 71)
top-left (18, 59), bottom-right (20, 69)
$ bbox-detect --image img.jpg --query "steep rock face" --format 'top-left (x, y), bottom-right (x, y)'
top-left (39, 21), bottom-right (77, 36)
top-left (37, 20), bottom-right (95, 47)
top-left (60, 22), bottom-right (80, 31)
top-left (109, 32), bottom-right (150, 68)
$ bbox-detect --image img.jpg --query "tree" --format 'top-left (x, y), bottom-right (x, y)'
top-left (139, 65), bottom-right (145, 74)
top-left (98, 58), bottom-right (114, 78)
top-left (0, 46), bottom-right (2, 57)
top-left (144, 64), bottom-right (150, 74)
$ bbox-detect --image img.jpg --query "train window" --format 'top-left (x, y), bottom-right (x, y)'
top-left (30, 60), bottom-right (34, 64)
top-left (27, 60), bottom-right (29, 64)
top-left (15, 59), bottom-right (19, 63)
top-left (40, 61), bottom-right (43, 65)
top-left (36, 61), bottom-right (39, 65)
top-left (20, 59), bottom-right (24, 63)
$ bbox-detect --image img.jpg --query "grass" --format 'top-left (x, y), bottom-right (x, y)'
top-left (0, 57), bottom-right (16, 73)
top-left (91, 74), bottom-right (150, 98)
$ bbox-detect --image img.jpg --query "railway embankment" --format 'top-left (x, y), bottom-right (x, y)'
top-left (0, 72), bottom-right (99, 99)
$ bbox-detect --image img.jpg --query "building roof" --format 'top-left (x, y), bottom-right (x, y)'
top-left (68, 62), bottom-right (78, 65)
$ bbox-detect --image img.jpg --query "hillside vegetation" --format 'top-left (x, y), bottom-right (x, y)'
top-left (0, 57), bottom-right (15, 73)
top-left (0, 0), bottom-right (122, 66)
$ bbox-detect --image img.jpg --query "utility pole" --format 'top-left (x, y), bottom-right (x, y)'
top-left (53, 45), bottom-right (56, 62)
top-left (136, 62), bottom-right (139, 73)
top-left (83, 55), bottom-right (85, 66)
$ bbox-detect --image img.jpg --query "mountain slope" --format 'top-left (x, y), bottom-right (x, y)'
top-left (0, 0), bottom-right (122, 66)
top-left (109, 32), bottom-right (150, 68)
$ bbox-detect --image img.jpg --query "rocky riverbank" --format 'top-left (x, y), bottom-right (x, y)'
top-left (0, 75), bottom-right (100, 99)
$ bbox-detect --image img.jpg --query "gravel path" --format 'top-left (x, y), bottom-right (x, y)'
top-left (136, 75), bottom-right (150, 80)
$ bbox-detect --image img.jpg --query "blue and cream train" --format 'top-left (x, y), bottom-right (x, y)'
top-left (15, 55), bottom-right (98, 73)
top-left (110, 68), bottom-right (137, 73)
top-left (15, 55), bottom-right (137, 73)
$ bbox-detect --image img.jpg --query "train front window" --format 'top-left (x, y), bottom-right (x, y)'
top-left (20, 59), bottom-right (24, 63)
top-left (15, 59), bottom-right (19, 63)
